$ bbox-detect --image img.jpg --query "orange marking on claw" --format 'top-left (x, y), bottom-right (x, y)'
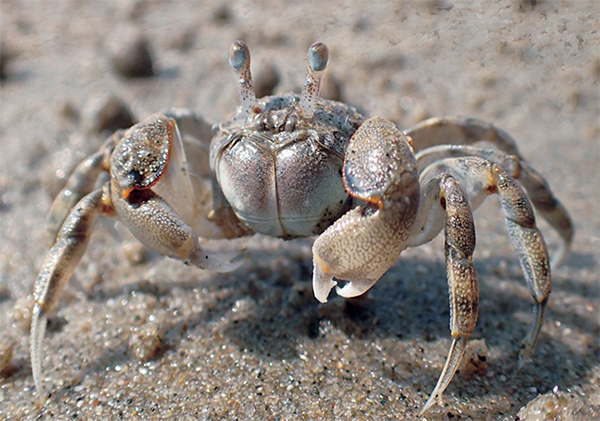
top-left (122, 186), bottom-right (134, 199)
top-left (349, 192), bottom-right (384, 209)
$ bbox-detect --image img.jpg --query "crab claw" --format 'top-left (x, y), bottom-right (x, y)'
top-left (312, 117), bottom-right (419, 303)
top-left (313, 226), bottom-right (387, 303)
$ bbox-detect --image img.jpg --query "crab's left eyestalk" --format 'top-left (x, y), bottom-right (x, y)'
top-left (300, 42), bottom-right (329, 119)
top-left (229, 41), bottom-right (257, 115)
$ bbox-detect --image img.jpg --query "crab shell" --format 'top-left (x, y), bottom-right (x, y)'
top-left (211, 93), bottom-right (364, 239)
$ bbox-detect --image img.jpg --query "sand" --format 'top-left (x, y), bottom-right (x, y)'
top-left (0, 1), bottom-right (598, 420)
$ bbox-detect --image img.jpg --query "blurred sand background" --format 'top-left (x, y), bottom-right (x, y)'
top-left (0, 0), bottom-right (598, 419)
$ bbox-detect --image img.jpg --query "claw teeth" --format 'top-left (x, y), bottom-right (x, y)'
top-left (312, 258), bottom-right (337, 303)
top-left (335, 279), bottom-right (372, 298)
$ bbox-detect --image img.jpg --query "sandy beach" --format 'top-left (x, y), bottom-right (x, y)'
top-left (0, 1), bottom-right (598, 419)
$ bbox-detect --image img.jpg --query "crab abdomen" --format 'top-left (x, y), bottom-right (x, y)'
top-left (214, 130), bottom-right (351, 238)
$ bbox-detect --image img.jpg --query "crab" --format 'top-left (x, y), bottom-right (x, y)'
top-left (30, 41), bottom-right (573, 414)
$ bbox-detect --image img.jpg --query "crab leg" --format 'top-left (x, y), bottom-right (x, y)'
top-left (403, 116), bottom-right (522, 155)
top-left (46, 136), bottom-right (116, 244)
top-left (32, 180), bottom-right (241, 399)
top-left (31, 186), bottom-right (111, 400)
top-left (418, 157), bottom-right (551, 360)
top-left (513, 160), bottom-right (572, 267)
top-left (409, 174), bottom-right (479, 415)
top-left (415, 144), bottom-right (520, 174)
top-left (162, 108), bottom-right (214, 155)
top-left (488, 164), bottom-right (551, 362)
top-left (405, 117), bottom-right (573, 267)
top-left (416, 144), bottom-right (572, 266)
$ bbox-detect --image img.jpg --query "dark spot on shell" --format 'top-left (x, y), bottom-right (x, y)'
top-left (128, 169), bottom-right (144, 185)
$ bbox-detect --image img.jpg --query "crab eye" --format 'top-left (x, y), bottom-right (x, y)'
top-left (308, 42), bottom-right (329, 72)
top-left (300, 41), bottom-right (329, 119)
top-left (229, 41), bottom-right (248, 71)
top-left (229, 41), bottom-right (257, 115)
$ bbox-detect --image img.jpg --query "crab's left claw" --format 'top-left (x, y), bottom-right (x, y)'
top-left (312, 117), bottom-right (420, 302)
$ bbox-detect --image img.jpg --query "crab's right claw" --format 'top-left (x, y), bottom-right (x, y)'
top-left (112, 181), bottom-right (242, 273)
top-left (311, 117), bottom-right (420, 302)
top-left (110, 115), bottom-right (243, 273)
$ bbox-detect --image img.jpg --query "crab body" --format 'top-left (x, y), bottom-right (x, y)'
top-left (212, 94), bottom-right (363, 238)
top-left (28, 41), bottom-right (574, 414)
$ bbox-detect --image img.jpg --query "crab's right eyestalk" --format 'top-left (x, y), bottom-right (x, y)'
top-left (229, 41), bottom-right (257, 115)
top-left (300, 42), bottom-right (329, 119)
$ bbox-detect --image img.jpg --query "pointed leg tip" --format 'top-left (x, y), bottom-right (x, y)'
top-left (34, 389), bottom-right (50, 408)
top-left (419, 387), bottom-right (444, 415)
top-left (198, 250), bottom-right (245, 273)
top-left (550, 241), bottom-right (569, 269)
top-left (213, 256), bottom-right (244, 273)
top-left (518, 343), bottom-right (534, 369)
top-left (419, 393), bottom-right (440, 416)
top-left (34, 387), bottom-right (49, 406)
top-left (30, 306), bottom-right (48, 403)
top-left (419, 336), bottom-right (470, 416)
